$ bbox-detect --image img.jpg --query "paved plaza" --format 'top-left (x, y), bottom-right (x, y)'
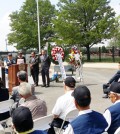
top-left (34, 63), bottom-right (119, 114)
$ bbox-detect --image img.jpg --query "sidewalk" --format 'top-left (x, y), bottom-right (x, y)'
top-left (83, 63), bottom-right (119, 69)
top-left (51, 62), bottom-right (119, 69)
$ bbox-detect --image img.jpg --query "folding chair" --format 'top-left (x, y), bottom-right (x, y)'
top-left (0, 99), bottom-right (14, 128)
top-left (33, 114), bottom-right (53, 131)
top-left (59, 109), bottom-right (79, 134)
top-left (0, 99), bottom-right (14, 112)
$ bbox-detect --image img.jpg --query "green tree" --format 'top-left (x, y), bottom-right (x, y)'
top-left (8, 0), bottom-right (55, 51)
top-left (53, 0), bottom-right (117, 61)
top-left (109, 16), bottom-right (120, 47)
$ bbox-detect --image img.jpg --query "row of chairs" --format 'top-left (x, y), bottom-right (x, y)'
top-left (0, 99), bottom-right (79, 133)
top-left (0, 99), bottom-right (120, 134)
top-left (33, 109), bottom-right (79, 134)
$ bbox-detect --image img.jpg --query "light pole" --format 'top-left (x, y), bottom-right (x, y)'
top-left (5, 39), bottom-right (8, 52)
top-left (36, 0), bottom-right (41, 53)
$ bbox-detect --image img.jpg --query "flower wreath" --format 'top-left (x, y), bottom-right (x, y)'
top-left (51, 46), bottom-right (64, 61)
top-left (69, 46), bottom-right (82, 66)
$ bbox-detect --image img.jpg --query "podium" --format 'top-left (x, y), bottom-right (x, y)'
top-left (8, 64), bottom-right (27, 92)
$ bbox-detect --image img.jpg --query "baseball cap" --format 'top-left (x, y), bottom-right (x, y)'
top-left (64, 76), bottom-right (76, 88)
top-left (72, 85), bottom-right (91, 106)
top-left (109, 82), bottom-right (120, 94)
top-left (12, 106), bottom-right (33, 132)
top-left (8, 53), bottom-right (12, 56)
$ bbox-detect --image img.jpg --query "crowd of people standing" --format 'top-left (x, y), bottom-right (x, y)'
top-left (3, 49), bottom-right (51, 88)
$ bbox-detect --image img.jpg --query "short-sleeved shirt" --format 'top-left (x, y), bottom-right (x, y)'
top-left (52, 90), bottom-right (76, 120)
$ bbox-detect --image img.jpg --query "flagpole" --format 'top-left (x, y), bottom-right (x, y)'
top-left (36, 0), bottom-right (41, 53)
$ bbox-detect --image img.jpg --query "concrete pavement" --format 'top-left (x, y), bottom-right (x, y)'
top-left (34, 63), bottom-right (119, 115)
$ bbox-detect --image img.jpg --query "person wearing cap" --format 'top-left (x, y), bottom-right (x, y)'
top-left (16, 51), bottom-right (26, 64)
top-left (10, 71), bottom-right (35, 103)
top-left (103, 82), bottom-right (120, 134)
top-left (103, 70), bottom-right (120, 98)
top-left (63, 85), bottom-right (108, 134)
top-left (52, 77), bottom-right (76, 122)
top-left (4, 53), bottom-right (16, 88)
top-left (18, 82), bottom-right (47, 120)
top-left (12, 106), bottom-right (47, 134)
top-left (29, 52), bottom-right (39, 86)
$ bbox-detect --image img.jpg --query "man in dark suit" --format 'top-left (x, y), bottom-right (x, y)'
top-left (40, 50), bottom-right (51, 87)
top-left (29, 52), bottom-right (39, 86)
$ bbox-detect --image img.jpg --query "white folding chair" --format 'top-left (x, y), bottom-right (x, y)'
top-left (115, 127), bottom-right (120, 134)
top-left (33, 114), bottom-right (53, 131)
top-left (59, 109), bottom-right (79, 134)
top-left (0, 99), bottom-right (14, 129)
top-left (0, 99), bottom-right (14, 113)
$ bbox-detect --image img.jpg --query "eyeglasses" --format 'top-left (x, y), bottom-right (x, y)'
top-left (108, 92), bottom-right (117, 99)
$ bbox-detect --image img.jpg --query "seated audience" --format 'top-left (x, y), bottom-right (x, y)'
top-left (0, 78), bottom-right (9, 121)
top-left (18, 82), bottom-right (47, 120)
top-left (103, 82), bottom-right (120, 134)
top-left (103, 70), bottom-right (120, 98)
top-left (63, 85), bottom-right (108, 134)
top-left (52, 77), bottom-right (77, 127)
top-left (10, 71), bottom-right (35, 103)
top-left (12, 106), bottom-right (47, 134)
top-left (48, 77), bottom-right (76, 133)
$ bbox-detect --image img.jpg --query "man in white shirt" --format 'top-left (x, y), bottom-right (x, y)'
top-left (63, 85), bottom-right (108, 134)
top-left (103, 82), bottom-right (120, 134)
top-left (52, 77), bottom-right (76, 120)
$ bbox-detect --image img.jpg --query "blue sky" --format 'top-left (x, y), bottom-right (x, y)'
top-left (0, 0), bottom-right (120, 51)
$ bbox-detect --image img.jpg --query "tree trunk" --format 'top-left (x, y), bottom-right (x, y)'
top-left (86, 45), bottom-right (90, 61)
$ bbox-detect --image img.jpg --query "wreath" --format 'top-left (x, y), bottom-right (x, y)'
top-left (51, 46), bottom-right (65, 62)
top-left (69, 46), bottom-right (82, 66)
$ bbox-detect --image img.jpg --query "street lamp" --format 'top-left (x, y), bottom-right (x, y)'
top-left (36, 0), bottom-right (41, 53)
top-left (5, 39), bottom-right (8, 52)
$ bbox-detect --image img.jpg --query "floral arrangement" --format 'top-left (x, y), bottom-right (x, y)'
top-left (69, 46), bottom-right (82, 66)
top-left (51, 46), bottom-right (64, 61)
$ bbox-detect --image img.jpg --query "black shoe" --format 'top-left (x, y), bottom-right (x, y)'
top-left (46, 85), bottom-right (50, 88)
top-left (102, 94), bottom-right (108, 98)
top-left (41, 85), bottom-right (46, 87)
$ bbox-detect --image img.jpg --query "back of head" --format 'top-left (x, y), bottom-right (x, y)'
top-left (12, 106), bottom-right (33, 133)
top-left (64, 76), bottom-right (76, 88)
top-left (18, 82), bottom-right (32, 97)
top-left (109, 82), bottom-right (120, 94)
top-left (17, 71), bottom-right (27, 81)
top-left (72, 85), bottom-right (91, 107)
